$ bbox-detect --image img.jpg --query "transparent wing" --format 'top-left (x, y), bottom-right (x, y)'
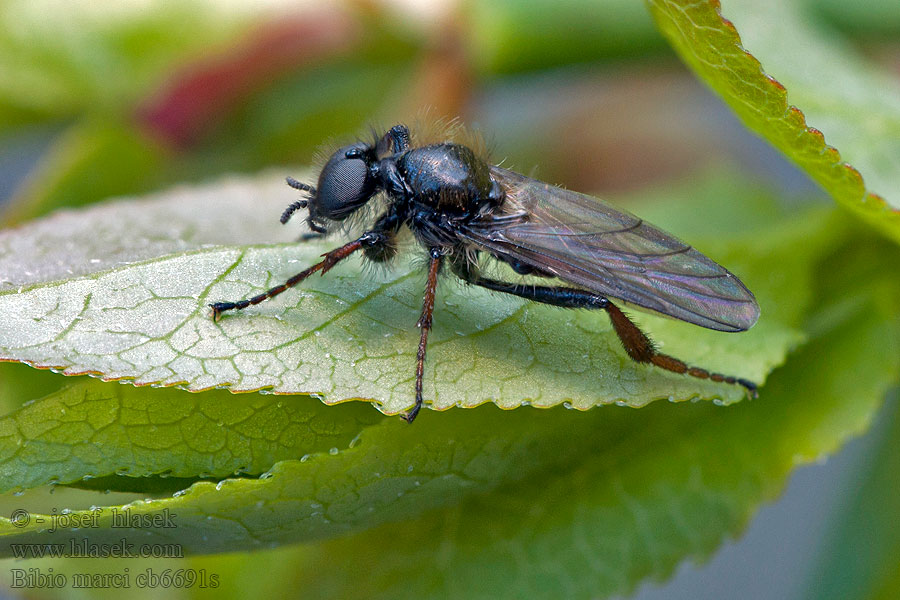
top-left (459, 167), bottom-right (760, 332)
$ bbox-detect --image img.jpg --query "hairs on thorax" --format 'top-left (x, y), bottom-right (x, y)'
top-left (291, 111), bottom-right (496, 238)
top-left (365, 108), bottom-right (494, 162)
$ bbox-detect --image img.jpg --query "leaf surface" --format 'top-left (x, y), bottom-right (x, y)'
top-left (0, 381), bottom-right (383, 494)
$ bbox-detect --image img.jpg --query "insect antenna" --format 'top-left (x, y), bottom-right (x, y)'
top-left (280, 201), bottom-right (307, 224)
top-left (286, 176), bottom-right (315, 193)
top-left (281, 176), bottom-right (316, 225)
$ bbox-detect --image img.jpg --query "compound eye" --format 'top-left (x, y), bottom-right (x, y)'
top-left (314, 143), bottom-right (374, 220)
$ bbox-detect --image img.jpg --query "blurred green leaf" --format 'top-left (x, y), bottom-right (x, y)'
top-left (814, 0), bottom-right (900, 37)
top-left (647, 0), bottom-right (900, 242)
top-left (0, 1), bottom-right (256, 130)
top-left (2, 120), bottom-right (166, 225)
top-left (798, 230), bottom-right (900, 600)
top-left (2, 60), bottom-right (417, 225)
top-left (189, 59), bottom-right (416, 172)
top-left (802, 393), bottom-right (900, 600)
top-left (465, 0), bottom-right (666, 74)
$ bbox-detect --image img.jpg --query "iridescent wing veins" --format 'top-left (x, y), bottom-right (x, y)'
top-left (459, 166), bottom-right (760, 332)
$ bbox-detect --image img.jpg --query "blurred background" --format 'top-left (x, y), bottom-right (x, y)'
top-left (1, 1), bottom-right (899, 598)
top-left (2, 0), bottom-right (843, 220)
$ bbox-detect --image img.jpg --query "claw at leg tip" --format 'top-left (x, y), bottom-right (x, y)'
top-left (401, 405), bottom-right (422, 423)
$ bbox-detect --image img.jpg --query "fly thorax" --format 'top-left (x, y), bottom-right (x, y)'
top-left (397, 144), bottom-right (496, 215)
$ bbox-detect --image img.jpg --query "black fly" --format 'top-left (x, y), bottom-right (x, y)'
top-left (210, 124), bottom-right (760, 422)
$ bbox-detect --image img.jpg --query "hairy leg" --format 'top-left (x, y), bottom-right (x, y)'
top-left (452, 260), bottom-right (757, 396)
top-left (209, 224), bottom-right (397, 321)
top-left (404, 248), bottom-right (444, 423)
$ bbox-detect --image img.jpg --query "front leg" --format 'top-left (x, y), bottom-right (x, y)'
top-left (210, 214), bottom-right (401, 321)
top-left (376, 124), bottom-right (411, 156)
top-left (362, 210), bottom-right (403, 263)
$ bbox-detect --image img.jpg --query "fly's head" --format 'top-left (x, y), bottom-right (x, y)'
top-left (281, 124), bottom-right (413, 233)
top-left (283, 141), bottom-right (380, 232)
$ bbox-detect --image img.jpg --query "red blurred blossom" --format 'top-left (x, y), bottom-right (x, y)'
top-left (137, 8), bottom-right (361, 149)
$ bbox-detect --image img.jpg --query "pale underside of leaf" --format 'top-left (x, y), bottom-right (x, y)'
top-left (0, 172), bottom-right (298, 291)
top-left (0, 244), bottom-right (761, 415)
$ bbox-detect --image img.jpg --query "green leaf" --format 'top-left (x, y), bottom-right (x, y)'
top-left (2, 121), bottom-right (166, 226)
top-left (192, 242), bottom-right (900, 599)
top-left (464, 0), bottom-right (665, 74)
top-left (815, 0), bottom-right (900, 37)
top-left (0, 403), bottom-right (634, 555)
top-left (0, 381), bottom-right (384, 494)
top-left (646, 0), bottom-right (900, 242)
top-left (0, 363), bottom-right (74, 414)
top-left (800, 235), bottom-right (900, 600)
top-left (0, 171), bottom-right (835, 415)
